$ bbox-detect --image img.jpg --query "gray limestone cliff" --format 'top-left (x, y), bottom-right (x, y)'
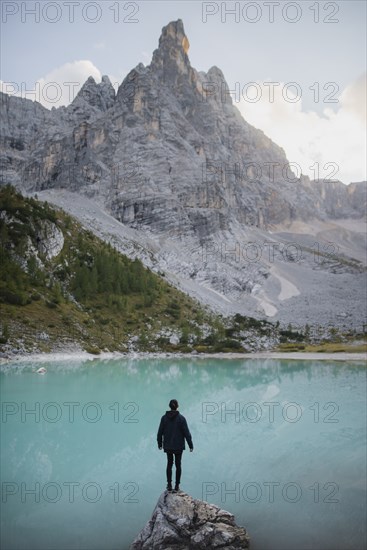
top-left (130, 491), bottom-right (250, 549)
top-left (1, 19), bottom-right (365, 329)
top-left (1, 19), bottom-right (364, 232)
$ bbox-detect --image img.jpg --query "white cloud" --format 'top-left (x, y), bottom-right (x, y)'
top-left (37, 60), bottom-right (102, 108)
top-left (0, 61), bottom-right (127, 108)
top-left (1, 60), bottom-right (102, 109)
top-left (236, 73), bottom-right (367, 184)
top-left (340, 73), bottom-right (366, 120)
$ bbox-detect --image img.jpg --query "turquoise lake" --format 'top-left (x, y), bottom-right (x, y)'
top-left (0, 357), bottom-right (366, 550)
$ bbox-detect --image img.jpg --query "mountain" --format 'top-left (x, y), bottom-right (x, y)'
top-left (1, 20), bottom-right (365, 226)
top-left (0, 20), bottom-right (366, 331)
top-left (0, 185), bottom-right (237, 355)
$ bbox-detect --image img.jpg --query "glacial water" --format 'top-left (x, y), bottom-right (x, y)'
top-left (0, 357), bottom-right (366, 550)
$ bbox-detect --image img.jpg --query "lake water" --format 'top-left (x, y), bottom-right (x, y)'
top-left (0, 357), bottom-right (366, 550)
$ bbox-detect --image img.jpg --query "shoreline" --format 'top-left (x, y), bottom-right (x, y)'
top-left (0, 350), bottom-right (366, 364)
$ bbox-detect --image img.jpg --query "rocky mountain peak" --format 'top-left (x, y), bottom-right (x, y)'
top-left (201, 65), bottom-right (233, 105)
top-left (99, 75), bottom-right (116, 105)
top-left (158, 19), bottom-right (190, 54)
top-left (151, 19), bottom-right (191, 81)
top-left (72, 74), bottom-right (115, 112)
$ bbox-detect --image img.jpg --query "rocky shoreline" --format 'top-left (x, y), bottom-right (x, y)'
top-left (0, 349), bottom-right (366, 365)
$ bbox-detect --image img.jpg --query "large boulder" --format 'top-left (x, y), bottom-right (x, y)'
top-left (130, 491), bottom-right (250, 549)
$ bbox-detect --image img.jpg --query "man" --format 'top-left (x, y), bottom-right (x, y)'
top-left (157, 399), bottom-right (193, 492)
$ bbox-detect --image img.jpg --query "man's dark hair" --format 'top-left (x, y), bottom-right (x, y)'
top-left (169, 399), bottom-right (178, 410)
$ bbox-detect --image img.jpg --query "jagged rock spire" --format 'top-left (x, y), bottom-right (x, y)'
top-left (155, 19), bottom-right (189, 54)
top-left (151, 19), bottom-right (191, 80)
top-left (73, 75), bottom-right (115, 111)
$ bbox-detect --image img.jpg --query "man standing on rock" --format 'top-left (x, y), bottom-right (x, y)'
top-left (157, 399), bottom-right (193, 492)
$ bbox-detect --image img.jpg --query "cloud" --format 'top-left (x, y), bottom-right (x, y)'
top-left (236, 73), bottom-right (367, 184)
top-left (37, 60), bottom-right (102, 108)
top-left (340, 73), bottom-right (366, 120)
top-left (0, 60), bottom-right (127, 108)
top-left (1, 60), bottom-right (102, 108)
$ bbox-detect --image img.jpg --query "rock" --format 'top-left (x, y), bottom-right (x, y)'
top-left (71, 75), bottom-right (116, 114)
top-left (36, 219), bottom-right (64, 259)
top-left (309, 179), bottom-right (367, 218)
top-left (169, 333), bottom-right (180, 345)
top-left (130, 491), bottom-right (250, 549)
top-left (1, 212), bottom-right (64, 269)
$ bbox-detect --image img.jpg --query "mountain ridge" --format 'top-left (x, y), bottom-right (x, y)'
top-left (1, 19), bottom-right (366, 329)
top-left (1, 19), bottom-right (365, 225)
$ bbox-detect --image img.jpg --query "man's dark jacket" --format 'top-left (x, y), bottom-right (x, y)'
top-left (157, 410), bottom-right (193, 452)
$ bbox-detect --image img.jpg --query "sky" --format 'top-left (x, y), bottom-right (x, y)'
top-left (1, 0), bottom-right (366, 184)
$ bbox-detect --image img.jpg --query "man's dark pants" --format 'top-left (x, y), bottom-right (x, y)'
top-left (166, 450), bottom-right (183, 485)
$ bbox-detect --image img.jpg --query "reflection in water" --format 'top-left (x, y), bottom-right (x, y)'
top-left (0, 358), bottom-right (366, 550)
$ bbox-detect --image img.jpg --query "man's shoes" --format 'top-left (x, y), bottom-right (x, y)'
top-left (166, 483), bottom-right (172, 492)
top-left (173, 484), bottom-right (180, 493)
